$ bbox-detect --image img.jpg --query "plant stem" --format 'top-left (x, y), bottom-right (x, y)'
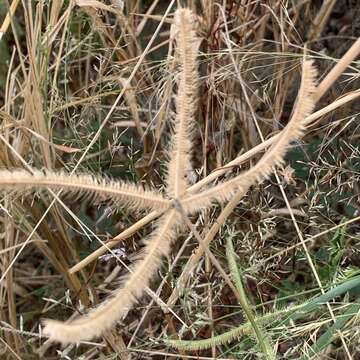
top-left (226, 237), bottom-right (276, 360)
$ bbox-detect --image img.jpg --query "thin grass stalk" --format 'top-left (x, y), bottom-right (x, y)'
top-left (167, 275), bottom-right (360, 351)
top-left (226, 237), bottom-right (275, 359)
top-left (315, 38), bottom-right (360, 101)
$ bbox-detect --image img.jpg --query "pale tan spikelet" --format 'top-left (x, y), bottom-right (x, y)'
top-left (182, 59), bottom-right (317, 212)
top-left (43, 209), bottom-right (180, 343)
top-left (0, 168), bottom-right (169, 212)
top-left (166, 8), bottom-right (199, 198)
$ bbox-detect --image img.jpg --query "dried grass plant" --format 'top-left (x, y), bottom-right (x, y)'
top-left (1, 2), bottom-right (360, 358)
top-left (0, 7), bottom-right (319, 344)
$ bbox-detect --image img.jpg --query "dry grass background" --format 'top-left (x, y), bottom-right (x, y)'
top-left (0, 0), bottom-right (360, 359)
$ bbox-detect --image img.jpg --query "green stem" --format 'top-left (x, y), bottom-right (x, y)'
top-left (226, 237), bottom-right (276, 360)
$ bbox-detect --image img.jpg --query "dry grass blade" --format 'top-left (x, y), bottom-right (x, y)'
top-left (307, 0), bottom-right (337, 41)
top-left (315, 37), bottom-right (360, 102)
top-left (166, 189), bottom-right (247, 307)
top-left (118, 77), bottom-right (144, 138)
top-left (75, 0), bottom-right (118, 14)
top-left (0, 0), bottom-right (21, 40)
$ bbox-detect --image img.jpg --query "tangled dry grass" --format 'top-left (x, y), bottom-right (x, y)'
top-left (0, 1), bottom-right (359, 359)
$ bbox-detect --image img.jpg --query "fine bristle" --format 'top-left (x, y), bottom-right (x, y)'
top-left (0, 169), bottom-right (169, 212)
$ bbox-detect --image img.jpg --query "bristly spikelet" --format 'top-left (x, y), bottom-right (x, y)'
top-left (43, 210), bottom-right (180, 343)
top-left (181, 59), bottom-right (318, 212)
top-left (166, 9), bottom-right (199, 198)
top-left (166, 324), bottom-right (251, 351)
top-left (0, 169), bottom-right (169, 212)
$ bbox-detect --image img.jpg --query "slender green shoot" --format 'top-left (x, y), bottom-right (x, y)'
top-left (226, 237), bottom-right (276, 360)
